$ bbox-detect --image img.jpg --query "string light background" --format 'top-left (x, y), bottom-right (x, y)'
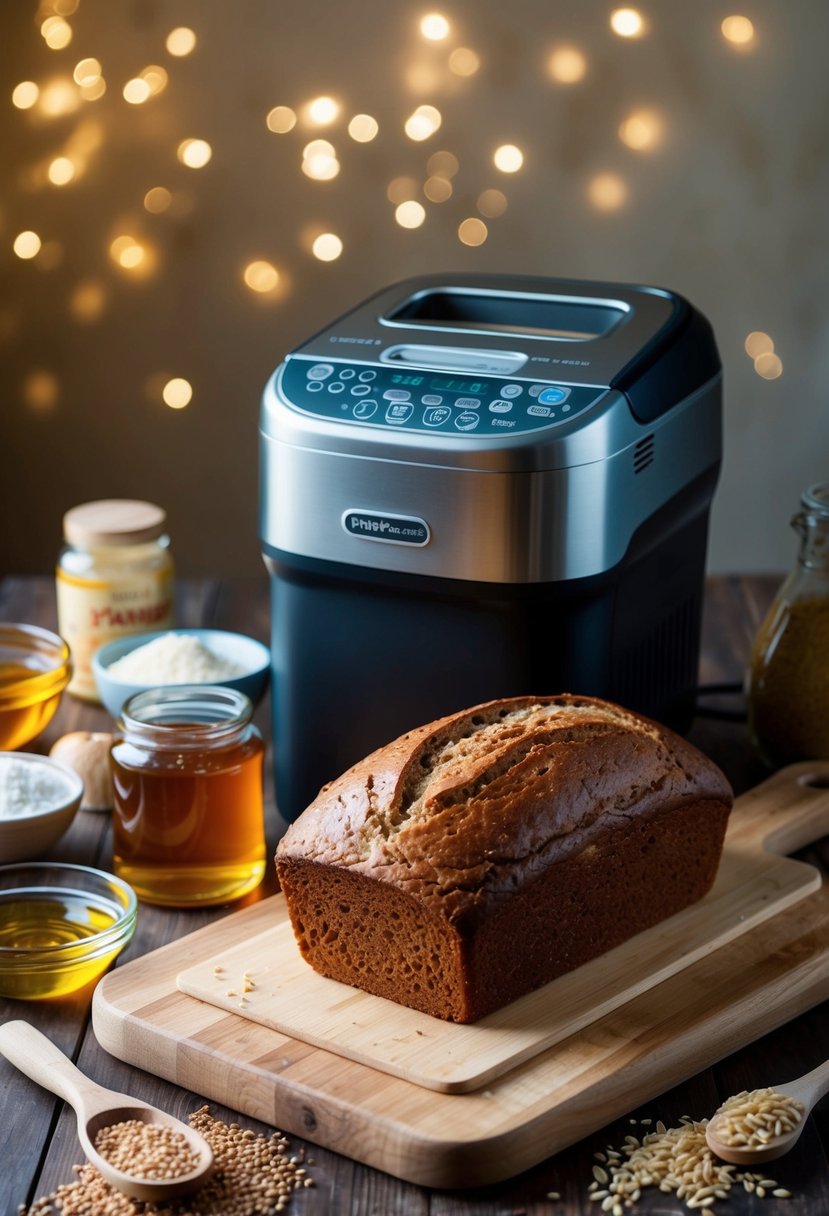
top-left (2, 0), bottom-right (828, 575)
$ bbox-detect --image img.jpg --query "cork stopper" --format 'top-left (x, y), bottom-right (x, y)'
top-left (63, 500), bottom-right (167, 547)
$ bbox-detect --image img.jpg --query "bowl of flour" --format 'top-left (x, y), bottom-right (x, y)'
top-left (0, 752), bottom-right (84, 863)
top-left (92, 629), bottom-right (270, 719)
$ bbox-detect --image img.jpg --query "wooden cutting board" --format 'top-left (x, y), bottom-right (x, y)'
top-left (93, 763), bottom-right (829, 1188)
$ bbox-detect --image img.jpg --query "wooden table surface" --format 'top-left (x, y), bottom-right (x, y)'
top-left (1, 574), bottom-right (826, 1216)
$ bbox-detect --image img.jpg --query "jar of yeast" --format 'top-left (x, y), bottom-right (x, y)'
top-left (56, 499), bottom-right (174, 701)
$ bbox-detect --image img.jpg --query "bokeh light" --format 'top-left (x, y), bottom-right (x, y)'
top-left (618, 108), bottom-right (663, 150)
top-left (12, 81), bottom-right (40, 109)
top-left (41, 17), bottom-right (73, 50)
top-left (745, 331), bottom-right (774, 358)
top-left (548, 46), bottom-right (587, 84)
top-left (166, 27), bottom-right (197, 56)
top-left (123, 78), bottom-right (152, 105)
top-left (177, 139), bottom-right (213, 168)
top-left (348, 113), bottom-right (379, 142)
top-left (162, 378), bottom-right (193, 408)
top-left (458, 218), bottom-right (488, 246)
top-left (302, 139), bottom-right (340, 180)
top-left (243, 261), bottom-right (281, 293)
top-left (448, 48), bottom-right (480, 76)
top-left (754, 352), bottom-right (783, 379)
top-left (420, 13), bottom-right (450, 40)
top-left (23, 370), bottom-right (60, 413)
top-left (427, 150), bottom-right (459, 177)
top-left (721, 16), bottom-right (755, 46)
top-left (395, 201), bottom-right (426, 229)
top-left (47, 157), bottom-right (76, 185)
top-left (140, 66), bottom-right (169, 96)
top-left (73, 59), bottom-right (102, 87)
top-left (477, 188), bottom-right (508, 217)
top-left (144, 186), bottom-right (172, 213)
top-left (109, 235), bottom-right (154, 274)
top-left (39, 79), bottom-right (80, 117)
top-left (312, 233), bottom-right (343, 261)
top-left (13, 231), bottom-right (42, 260)
top-left (68, 280), bottom-right (107, 322)
top-left (405, 104), bottom-right (442, 141)
top-left (587, 172), bottom-right (628, 210)
top-left (493, 144), bottom-right (523, 172)
top-left (424, 175), bottom-right (453, 202)
top-left (387, 176), bottom-right (420, 203)
top-left (306, 96), bottom-right (339, 126)
top-left (266, 105), bottom-right (297, 133)
top-left (610, 8), bottom-right (645, 37)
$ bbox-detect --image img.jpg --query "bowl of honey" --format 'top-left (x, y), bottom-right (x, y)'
top-left (0, 862), bottom-right (137, 999)
top-left (0, 624), bottom-right (72, 751)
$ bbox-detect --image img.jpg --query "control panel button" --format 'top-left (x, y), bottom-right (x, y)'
top-left (327, 381), bottom-right (346, 394)
top-left (351, 384), bottom-right (372, 396)
top-left (386, 402), bottom-right (414, 424)
top-left (358, 369), bottom-right (377, 382)
top-left (500, 384), bottom-right (523, 398)
top-left (454, 397), bottom-right (481, 409)
top-left (338, 368), bottom-right (356, 380)
top-left (353, 400), bottom-right (378, 419)
top-left (527, 404), bottom-right (552, 417)
top-left (423, 406), bottom-right (452, 426)
top-left (307, 380), bottom-right (324, 393)
top-left (307, 363), bottom-right (335, 380)
top-left (421, 394), bottom-right (443, 406)
top-left (528, 384), bottom-right (544, 398)
top-left (489, 400), bottom-right (514, 414)
top-left (454, 411), bottom-right (480, 430)
top-left (383, 389), bottom-right (412, 402)
top-left (538, 386), bottom-right (570, 405)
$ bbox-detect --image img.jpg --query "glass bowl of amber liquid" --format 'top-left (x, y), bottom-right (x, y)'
top-left (0, 624), bottom-right (72, 751)
top-left (0, 863), bottom-right (137, 999)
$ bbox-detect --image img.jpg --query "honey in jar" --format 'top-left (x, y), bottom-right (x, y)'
top-left (110, 686), bottom-right (266, 907)
top-left (748, 482), bottom-right (829, 766)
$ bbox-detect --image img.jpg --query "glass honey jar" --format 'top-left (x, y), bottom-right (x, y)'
top-left (110, 686), bottom-right (266, 907)
top-left (747, 482), bottom-right (829, 767)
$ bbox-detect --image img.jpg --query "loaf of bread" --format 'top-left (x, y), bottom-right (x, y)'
top-left (276, 695), bottom-right (733, 1023)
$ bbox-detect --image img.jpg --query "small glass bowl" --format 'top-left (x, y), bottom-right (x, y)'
top-left (0, 624), bottom-right (72, 751)
top-left (0, 863), bottom-right (137, 1000)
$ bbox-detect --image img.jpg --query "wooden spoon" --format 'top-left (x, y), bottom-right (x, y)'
top-left (0, 1020), bottom-right (213, 1201)
top-left (706, 1059), bottom-right (829, 1165)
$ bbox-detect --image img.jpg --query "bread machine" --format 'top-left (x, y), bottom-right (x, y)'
top-left (259, 273), bottom-right (722, 820)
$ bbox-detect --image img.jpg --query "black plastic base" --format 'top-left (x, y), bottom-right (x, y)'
top-left (266, 473), bottom-right (717, 821)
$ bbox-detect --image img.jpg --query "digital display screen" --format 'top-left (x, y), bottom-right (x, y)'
top-left (390, 373), bottom-right (425, 386)
top-left (428, 376), bottom-right (488, 394)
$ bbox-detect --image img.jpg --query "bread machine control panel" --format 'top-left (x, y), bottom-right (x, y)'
top-left (280, 357), bottom-right (606, 436)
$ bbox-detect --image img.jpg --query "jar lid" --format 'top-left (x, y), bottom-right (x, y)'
top-left (802, 483), bottom-right (829, 516)
top-left (63, 500), bottom-right (167, 547)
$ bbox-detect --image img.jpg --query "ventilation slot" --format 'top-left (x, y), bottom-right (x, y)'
top-left (633, 434), bottom-right (655, 474)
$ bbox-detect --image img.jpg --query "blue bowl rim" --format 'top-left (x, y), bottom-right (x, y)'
top-left (92, 628), bottom-right (270, 685)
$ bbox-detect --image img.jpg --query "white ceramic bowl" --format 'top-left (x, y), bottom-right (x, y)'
top-left (0, 753), bottom-right (84, 864)
top-left (92, 628), bottom-right (270, 720)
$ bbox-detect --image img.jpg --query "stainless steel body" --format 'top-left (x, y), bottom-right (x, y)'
top-left (259, 273), bottom-right (723, 818)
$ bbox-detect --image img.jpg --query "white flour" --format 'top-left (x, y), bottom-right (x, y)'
top-left (106, 633), bottom-right (246, 684)
top-left (0, 759), bottom-right (74, 818)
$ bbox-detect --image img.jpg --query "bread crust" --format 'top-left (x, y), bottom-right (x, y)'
top-left (276, 695), bottom-right (733, 1022)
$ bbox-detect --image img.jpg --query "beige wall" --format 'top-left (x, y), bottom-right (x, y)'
top-left (2, 0), bottom-right (828, 578)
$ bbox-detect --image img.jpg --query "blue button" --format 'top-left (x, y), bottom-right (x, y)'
top-left (538, 387), bottom-right (570, 405)
top-left (358, 369), bottom-right (377, 382)
top-left (307, 363), bottom-right (334, 380)
top-left (386, 403), bottom-right (414, 423)
top-left (328, 381), bottom-right (346, 394)
top-left (353, 400), bottom-right (378, 419)
top-left (423, 406), bottom-right (452, 426)
top-left (338, 368), bottom-right (356, 380)
top-left (307, 381), bottom-right (324, 393)
top-left (351, 384), bottom-right (372, 396)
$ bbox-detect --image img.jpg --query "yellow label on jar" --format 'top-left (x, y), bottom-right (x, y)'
top-left (56, 568), bottom-right (174, 700)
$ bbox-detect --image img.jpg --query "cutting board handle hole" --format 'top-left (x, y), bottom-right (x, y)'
top-left (798, 772), bottom-right (829, 790)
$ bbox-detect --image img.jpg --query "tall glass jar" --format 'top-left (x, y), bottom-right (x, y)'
top-left (747, 482), bottom-right (829, 766)
top-left (56, 499), bottom-right (174, 701)
top-left (110, 686), bottom-right (266, 906)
